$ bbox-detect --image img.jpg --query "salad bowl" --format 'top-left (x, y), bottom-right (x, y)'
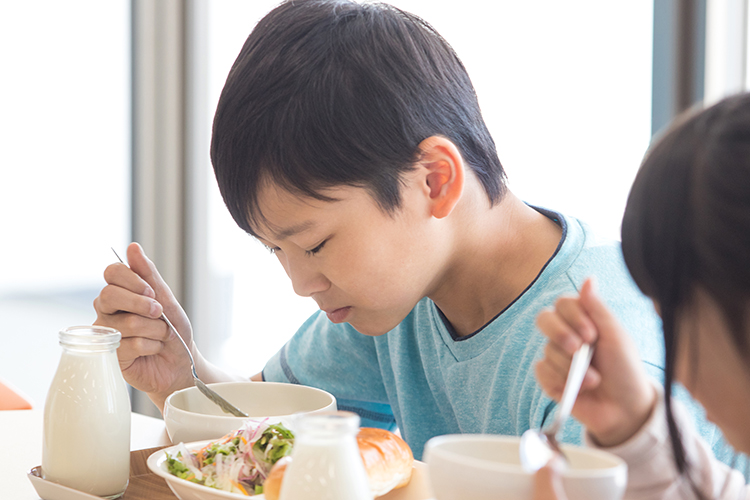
top-left (148, 439), bottom-right (266, 500)
top-left (164, 381), bottom-right (337, 443)
top-left (148, 438), bottom-right (435, 500)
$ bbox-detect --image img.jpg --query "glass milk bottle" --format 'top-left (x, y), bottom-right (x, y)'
top-left (42, 326), bottom-right (131, 499)
top-left (280, 411), bottom-right (374, 500)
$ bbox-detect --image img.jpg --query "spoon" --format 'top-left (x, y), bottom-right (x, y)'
top-left (111, 248), bottom-right (249, 417)
top-left (519, 342), bottom-right (594, 472)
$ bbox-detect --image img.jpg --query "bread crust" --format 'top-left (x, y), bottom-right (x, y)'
top-left (264, 427), bottom-right (413, 499)
top-left (357, 428), bottom-right (414, 496)
top-left (263, 457), bottom-right (288, 500)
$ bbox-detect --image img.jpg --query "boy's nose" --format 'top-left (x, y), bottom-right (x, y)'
top-left (283, 257), bottom-right (330, 297)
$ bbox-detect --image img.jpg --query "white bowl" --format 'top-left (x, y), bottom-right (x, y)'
top-left (424, 434), bottom-right (627, 500)
top-left (148, 440), bottom-right (256, 500)
top-left (148, 440), bottom-right (436, 500)
top-left (163, 381), bottom-right (337, 443)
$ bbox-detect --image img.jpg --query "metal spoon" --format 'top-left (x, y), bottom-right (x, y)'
top-left (111, 248), bottom-right (248, 417)
top-left (519, 342), bottom-right (594, 472)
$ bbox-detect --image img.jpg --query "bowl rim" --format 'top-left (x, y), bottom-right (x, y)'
top-left (147, 440), bottom-right (257, 500)
top-left (424, 434), bottom-right (627, 478)
top-left (164, 381), bottom-right (337, 421)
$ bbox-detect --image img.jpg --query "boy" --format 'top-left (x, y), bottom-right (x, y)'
top-left (94, 0), bottom-right (738, 465)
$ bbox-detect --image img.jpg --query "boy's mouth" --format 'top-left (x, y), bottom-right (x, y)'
top-left (324, 306), bottom-right (352, 323)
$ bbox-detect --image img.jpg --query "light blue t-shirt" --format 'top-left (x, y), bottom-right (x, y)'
top-left (263, 209), bottom-right (745, 474)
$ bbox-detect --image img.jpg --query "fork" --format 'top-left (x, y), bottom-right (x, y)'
top-left (519, 342), bottom-right (594, 471)
top-left (544, 342), bottom-right (594, 452)
top-left (111, 248), bottom-right (248, 417)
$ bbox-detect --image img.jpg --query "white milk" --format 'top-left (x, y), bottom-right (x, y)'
top-left (279, 411), bottom-right (373, 500)
top-left (42, 326), bottom-right (131, 499)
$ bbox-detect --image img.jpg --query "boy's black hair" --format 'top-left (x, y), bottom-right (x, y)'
top-left (210, 0), bottom-right (506, 236)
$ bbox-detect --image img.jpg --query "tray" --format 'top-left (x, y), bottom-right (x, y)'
top-left (28, 446), bottom-right (176, 500)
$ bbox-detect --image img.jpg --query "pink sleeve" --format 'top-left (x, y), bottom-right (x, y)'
top-left (584, 385), bottom-right (749, 500)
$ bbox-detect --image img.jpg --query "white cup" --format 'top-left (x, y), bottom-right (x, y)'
top-left (424, 434), bottom-right (627, 500)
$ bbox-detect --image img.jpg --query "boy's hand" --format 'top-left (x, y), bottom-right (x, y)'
top-left (94, 242), bottom-right (195, 409)
top-left (535, 278), bottom-right (657, 447)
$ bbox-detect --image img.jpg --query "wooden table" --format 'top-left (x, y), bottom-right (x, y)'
top-left (0, 409), bottom-right (171, 499)
top-left (5, 409), bottom-right (435, 500)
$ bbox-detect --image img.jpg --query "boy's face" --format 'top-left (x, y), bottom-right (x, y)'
top-left (251, 174), bottom-right (447, 336)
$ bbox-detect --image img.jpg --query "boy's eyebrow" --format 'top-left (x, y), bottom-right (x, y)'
top-left (274, 220), bottom-right (316, 240)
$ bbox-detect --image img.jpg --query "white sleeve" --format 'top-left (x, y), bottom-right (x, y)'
top-left (585, 386), bottom-right (749, 500)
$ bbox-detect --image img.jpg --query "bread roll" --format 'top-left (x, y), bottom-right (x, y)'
top-left (264, 427), bottom-right (413, 499)
top-left (262, 456), bottom-right (288, 500)
top-left (357, 427), bottom-right (414, 496)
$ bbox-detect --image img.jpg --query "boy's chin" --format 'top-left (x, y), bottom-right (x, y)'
top-left (347, 317), bottom-right (401, 337)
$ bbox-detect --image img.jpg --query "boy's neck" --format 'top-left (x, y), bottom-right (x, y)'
top-left (428, 192), bottom-right (563, 338)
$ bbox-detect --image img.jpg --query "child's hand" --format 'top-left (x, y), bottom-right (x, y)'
top-left (94, 242), bottom-right (195, 409)
top-left (532, 458), bottom-right (568, 500)
top-left (535, 278), bottom-right (657, 447)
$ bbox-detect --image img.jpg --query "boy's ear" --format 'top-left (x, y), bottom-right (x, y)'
top-left (417, 136), bottom-right (465, 219)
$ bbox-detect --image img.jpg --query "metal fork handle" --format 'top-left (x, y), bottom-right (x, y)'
top-left (193, 379), bottom-right (249, 417)
top-left (545, 343), bottom-right (594, 436)
top-left (111, 248), bottom-right (248, 418)
top-left (160, 313), bottom-right (198, 379)
top-left (161, 315), bottom-right (249, 417)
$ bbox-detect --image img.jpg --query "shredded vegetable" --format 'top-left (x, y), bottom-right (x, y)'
top-left (165, 420), bottom-right (295, 496)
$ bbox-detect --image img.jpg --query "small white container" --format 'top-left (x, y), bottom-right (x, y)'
top-left (279, 411), bottom-right (374, 500)
top-left (42, 326), bottom-right (131, 499)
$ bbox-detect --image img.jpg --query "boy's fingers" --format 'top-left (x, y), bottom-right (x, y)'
top-left (102, 263), bottom-right (156, 298)
top-left (95, 283), bottom-right (163, 318)
top-left (94, 311), bottom-right (170, 343)
top-left (126, 242), bottom-right (174, 302)
top-left (118, 336), bottom-right (165, 363)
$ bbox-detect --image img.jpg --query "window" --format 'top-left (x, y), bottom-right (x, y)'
top-left (0, 0), bottom-right (130, 407)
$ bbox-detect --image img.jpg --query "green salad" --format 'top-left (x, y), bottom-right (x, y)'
top-left (165, 421), bottom-right (294, 496)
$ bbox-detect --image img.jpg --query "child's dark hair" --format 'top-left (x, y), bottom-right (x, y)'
top-left (622, 93), bottom-right (750, 493)
top-left (210, 0), bottom-right (506, 235)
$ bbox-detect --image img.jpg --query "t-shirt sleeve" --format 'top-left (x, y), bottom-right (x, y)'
top-left (262, 310), bottom-right (397, 430)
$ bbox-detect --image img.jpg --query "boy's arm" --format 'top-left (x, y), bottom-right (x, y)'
top-left (193, 351), bottom-right (260, 384)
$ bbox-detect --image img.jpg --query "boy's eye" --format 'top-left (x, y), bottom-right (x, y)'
top-left (305, 240), bottom-right (327, 256)
top-left (262, 243), bottom-right (280, 254)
